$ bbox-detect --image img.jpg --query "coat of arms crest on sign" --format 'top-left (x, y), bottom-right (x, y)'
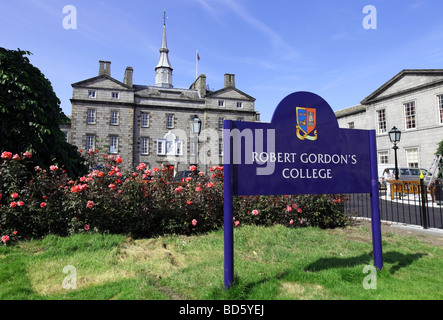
top-left (296, 107), bottom-right (317, 140)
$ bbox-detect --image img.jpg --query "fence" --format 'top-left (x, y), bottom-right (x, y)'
top-left (344, 180), bottom-right (443, 229)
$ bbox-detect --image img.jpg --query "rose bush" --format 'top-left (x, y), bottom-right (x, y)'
top-left (0, 149), bottom-right (351, 244)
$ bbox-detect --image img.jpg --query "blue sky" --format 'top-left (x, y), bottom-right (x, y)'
top-left (1, 0), bottom-right (443, 122)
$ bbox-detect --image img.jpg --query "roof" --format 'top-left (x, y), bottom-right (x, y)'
top-left (71, 75), bottom-right (134, 90)
top-left (206, 86), bottom-right (256, 101)
top-left (334, 104), bottom-right (366, 118)
top-left (361, 69), bottom-right (443, 105)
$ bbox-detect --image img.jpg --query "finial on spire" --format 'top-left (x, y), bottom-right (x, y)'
top-left (163, 9), bottom-right (168, 26)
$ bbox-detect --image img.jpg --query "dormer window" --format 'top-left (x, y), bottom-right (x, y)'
top-left (111, 92), bottom-right (119, 99)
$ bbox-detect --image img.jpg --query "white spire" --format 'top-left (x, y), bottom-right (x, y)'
top-left (155, 10), bottom-right (173, 88)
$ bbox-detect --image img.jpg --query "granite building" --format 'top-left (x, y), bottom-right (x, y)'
top-left (69, 22), bottom-right (259, 174)
top-left (335, 69), bottom-right (443, 172)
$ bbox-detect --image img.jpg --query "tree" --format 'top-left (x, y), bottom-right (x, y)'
top-left (0, 47), bottom-right (86, 177)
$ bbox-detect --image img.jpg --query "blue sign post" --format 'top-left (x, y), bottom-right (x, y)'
top-left (223, 91), bottom-right (383, 289)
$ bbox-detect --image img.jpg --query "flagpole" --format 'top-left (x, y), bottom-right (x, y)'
top-left (196, 49), bottom-right (199, 79)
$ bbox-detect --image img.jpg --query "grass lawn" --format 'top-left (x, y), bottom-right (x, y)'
top-left (0, 221), bottom-right (442, 300)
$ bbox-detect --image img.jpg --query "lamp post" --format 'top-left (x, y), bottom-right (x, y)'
top-left (191, 114), bottom-right (202, 135)
top-left (191, 115), bottom-right (202, 170)
top-left (389, 126), bottom-right (401, 180)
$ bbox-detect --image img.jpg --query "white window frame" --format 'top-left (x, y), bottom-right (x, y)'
top-left (88, 90), bottom-right (96, 98)
top-left (376, 108), bottom-right (386, 134)
top-left (219, 139), bottom-right (223, 156)
top-left (405, 147), bottom-right (419, 168)
top-left (87, 109), bottom-right (96, 124)
top-left (141, 113), bottom-right (149, 127)
top-left (86, 135), bottom-right (95, 152)
top-left (111, 91), bottom-right (120, 99)
top-left (404, 101), bottom-right (416, 130)
top-left (110, 111), bottom-right (119, 126)
top-left (109, 136), bottom-right (118, 154)
top-left (141, 137), bottom-right (149, 155)
top-left (378, 151), bottom-right (389, 164)
top-left (437, 94), bottom-right (443, 125)
top-left (218, 100), bottom-right (225, 107)
top-left (218, 117), bottom-right (224, 130)
top-left (237, 102), bottom-right (243, 108)
top-left (166, 115), bottom-right (174, 129)
top-left (175, 140), bottom-right (183, 156)
top-left (157, 139), bottom-right (166, 155)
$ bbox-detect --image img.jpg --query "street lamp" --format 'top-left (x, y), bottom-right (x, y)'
top-left (389, 126), bottom-right (401, 180)
top-left (191, 115), bottom-right (202, 135)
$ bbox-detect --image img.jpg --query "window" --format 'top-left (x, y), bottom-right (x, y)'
top-left (376, 109), bottom-right (386, 134)
top-left (237, 102), bottom-right (243, 108)
top-left (157, 132), bottom-right (183, 156)
top-left (157, 140), bottom-right (166, 155)
top-left (218, 100), bottom-right (225, 107)
top-left (141, 137), bottom-right (149, 155)
top-left (348, 122), bottom-right (354, 129)
top-left (87, 109), bottom-right (96, 124)
top-left (404, 102), bottom-right (416, 129)
top-left (86, 135), bottom-right (95, 152)
top-left (110, 111), bottom-right (119, 125)
top-left (218, 117), bottom-right (224, 130)
top-left (438, 95), bottom-right (443, 124)
top-left (109, 136), bottom-right (118, 154)
top-left (378, 151), bottom-right (389, 164)
top-left (406, 148), bottom-right (419, 168)
top-left (141, 113), bottom-right (149, 127)
top-left (111, 92), bottom-right (119, 99)
top-left (88, 90), bottom-right (96, 98)
top-left (219, 138), bottom-right (223, 156)
top-left (237, 117), bottom-right (244, 121)
top-left (175, 140), bottom-right (183, 156)
top-left (166, 115), bottom-right (174, 129)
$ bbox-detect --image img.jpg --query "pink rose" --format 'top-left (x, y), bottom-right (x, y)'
top-left (11, 193), bottom-right (18, 199)
top-left (252, 209), bottom-right (259, 216)
top-left (189, 165), bottom-right (197, 171)
top-left (10, 202), bottom-right (17, 208)
top-left (1, 151), bottom-right (12, 159)
top-left (23, 151), bottom-right (32, 158)
top-left (40, 202), bottom-right (47, 208)
top-left (84, 224), bottom-right (90, 231)
top-left (86, 200), bottom-right (94, 209)
top-left (192, 219), bottom-right (197, 226)
top-left (1, 235), bottom-right (10, 243)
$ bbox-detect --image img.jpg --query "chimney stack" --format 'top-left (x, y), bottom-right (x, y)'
top-left (99, 60), bottom-right (111, 76)
top-left (124, 66), bottom-right (133, 87)
top-left (224, 73), bottom-right (235, 88)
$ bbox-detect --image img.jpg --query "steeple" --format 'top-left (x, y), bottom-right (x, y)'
top-left (155, 10), bottom-right (173, 88)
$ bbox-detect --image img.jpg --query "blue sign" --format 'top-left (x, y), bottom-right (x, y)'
top-left (223, 91), bottom-right (383, 289)
top-left (225, 91), bottom-right (372, 196)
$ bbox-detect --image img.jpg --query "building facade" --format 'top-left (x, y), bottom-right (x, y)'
top-left (335, 69), bottom-right (443, 171)
top-left (69, 23), bottom-right (259, 173)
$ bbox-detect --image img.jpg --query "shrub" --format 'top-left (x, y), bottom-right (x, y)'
top-left (0, 150), bottom-right (351, 244)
